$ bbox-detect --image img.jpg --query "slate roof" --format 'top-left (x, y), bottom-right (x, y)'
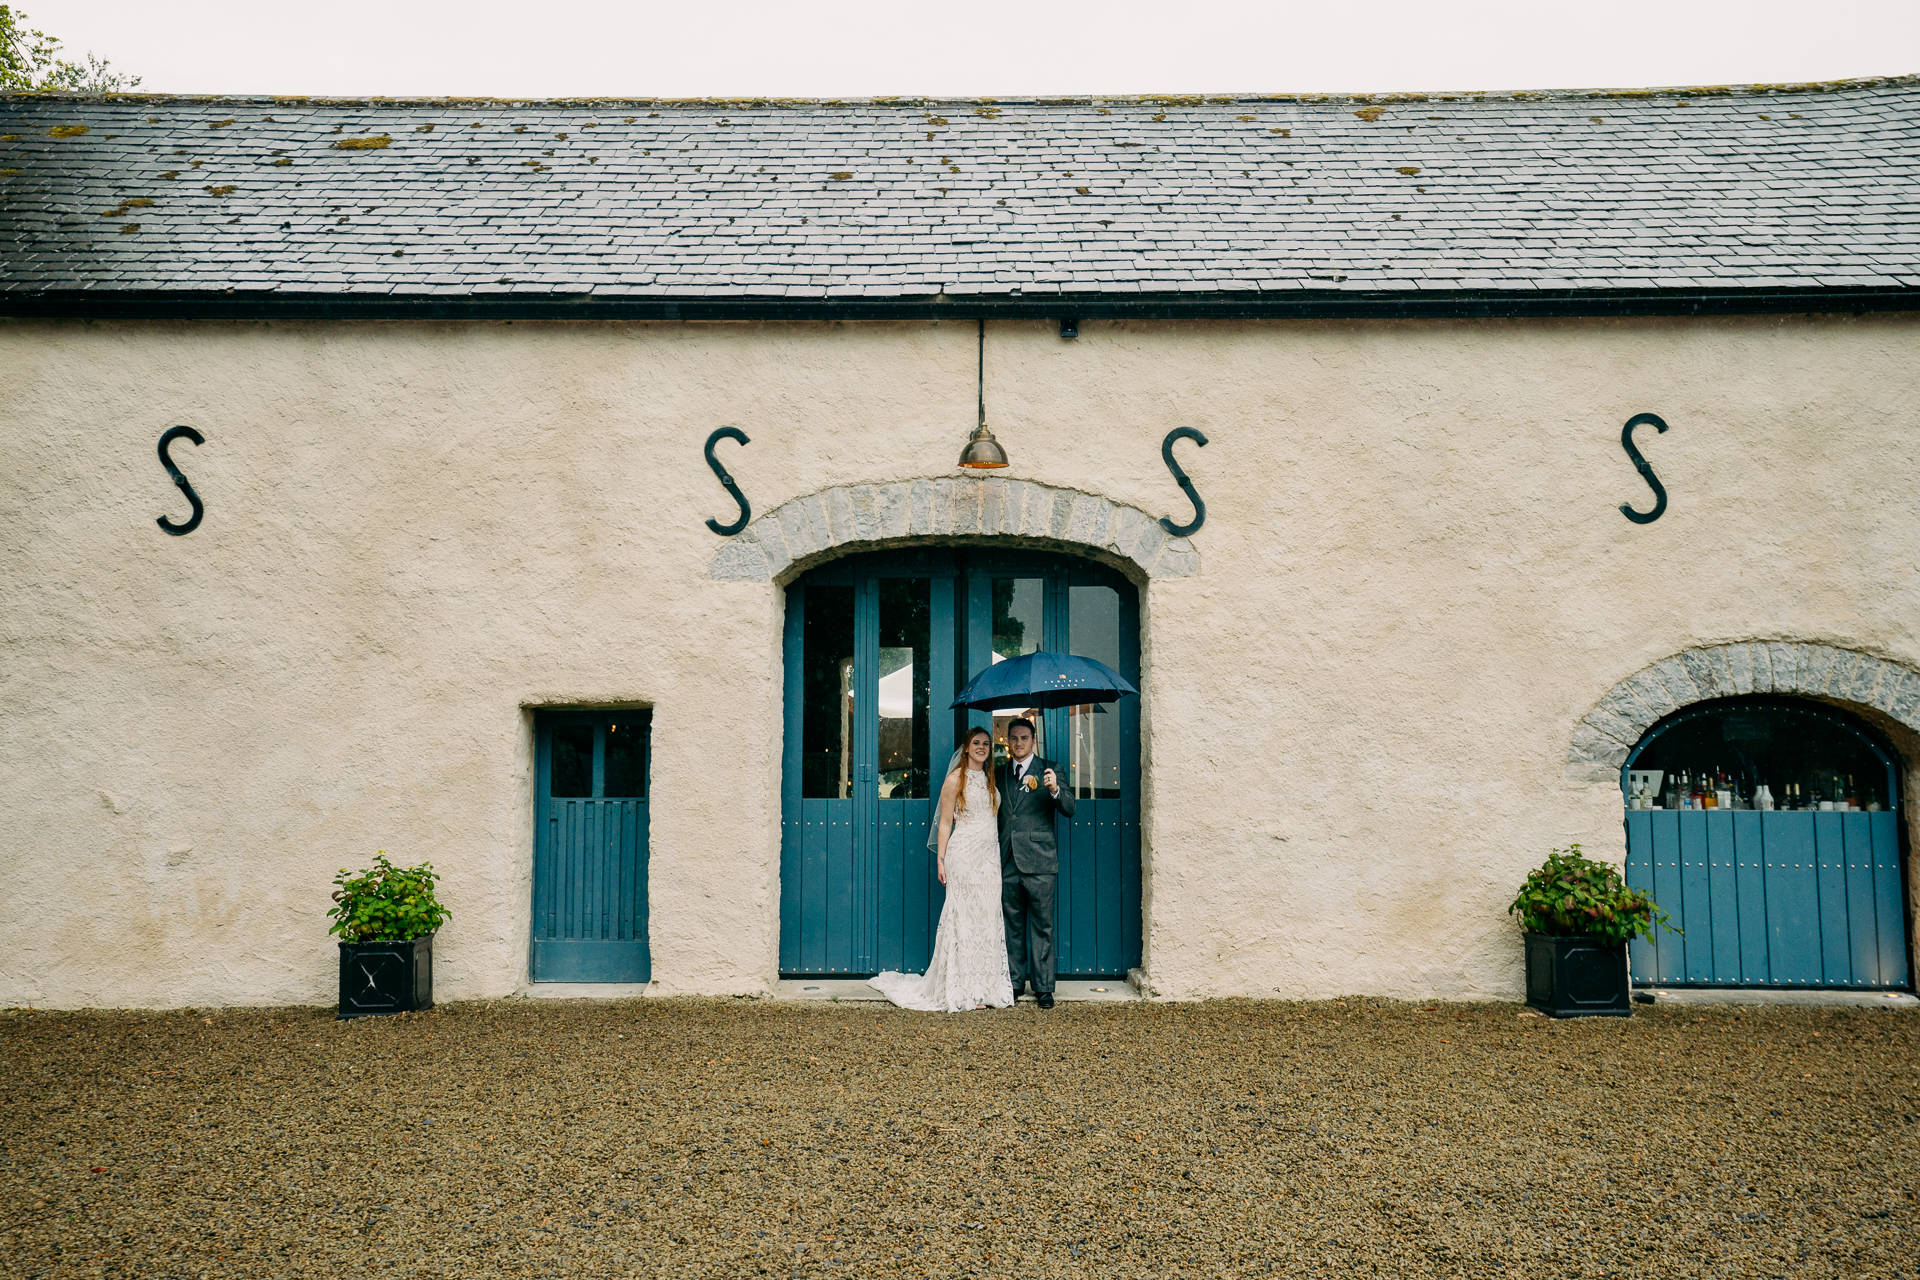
top-left (3, 80), bottom-right (1918, 315)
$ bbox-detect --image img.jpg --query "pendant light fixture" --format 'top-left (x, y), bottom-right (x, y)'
top-left (957, 317), bottom-right (1010, 469)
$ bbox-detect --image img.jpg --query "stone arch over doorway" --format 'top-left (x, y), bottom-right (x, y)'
top-left (705, 477), bottom-right (1200, 584)
top-left (1567, 642), bottom-right (1920, 784)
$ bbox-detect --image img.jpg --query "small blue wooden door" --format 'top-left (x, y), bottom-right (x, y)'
top-left (1622, 698), bottom-right (1909, 989)
top-left (780, 549), bottom-right (1141, 977)
top-left (532, 711), bottom-right (651, 982)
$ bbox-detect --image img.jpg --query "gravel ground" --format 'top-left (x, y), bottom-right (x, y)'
top-left (4, 997), bottom-right (1917, 1279)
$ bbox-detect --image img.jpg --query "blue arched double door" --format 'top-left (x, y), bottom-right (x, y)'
top-left (1622, 696), bottom-right (1910, 989)
top-left (779, 547), bottom-right (1141, 978)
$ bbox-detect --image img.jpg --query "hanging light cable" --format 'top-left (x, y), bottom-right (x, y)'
top-left (957, 317), bottom-right (1010, 469)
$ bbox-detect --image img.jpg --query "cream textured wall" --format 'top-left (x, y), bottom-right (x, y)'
top-left (2, 314), bottom-right (1916, 1009)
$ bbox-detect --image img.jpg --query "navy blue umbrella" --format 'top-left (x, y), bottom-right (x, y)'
top-left (949, 650), bottom-right (1139, 712)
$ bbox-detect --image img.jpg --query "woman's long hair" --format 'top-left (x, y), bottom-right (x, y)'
top-left (949, 726), bottom-right (999, 818)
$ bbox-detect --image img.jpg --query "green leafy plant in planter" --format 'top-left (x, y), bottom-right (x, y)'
top-left (1507, 844), bottom-right (1674, 947)
top-left (329, 852), bottom-right (448, 1018)
top-left (1509, 844), bottom-right (1676, 1018)
top-left (329, 852), bottom-right (450, 942)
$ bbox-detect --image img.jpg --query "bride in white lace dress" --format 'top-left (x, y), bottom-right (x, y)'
top-left (869, 727), bottom-right (1015, 1012)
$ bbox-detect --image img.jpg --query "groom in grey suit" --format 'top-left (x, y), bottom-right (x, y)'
top-left (996, 717), bottom-right (1075, 1009)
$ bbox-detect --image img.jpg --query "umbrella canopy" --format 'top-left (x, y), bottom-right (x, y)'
top-left (949, 650), bottom-right (1138, 712)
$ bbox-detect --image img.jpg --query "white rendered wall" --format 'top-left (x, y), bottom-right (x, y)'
top-left (2, 314), bottom-right (1916, 1008)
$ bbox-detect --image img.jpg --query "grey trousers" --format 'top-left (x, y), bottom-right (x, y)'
top-left (1001, 869), bottom-right (1057, 995)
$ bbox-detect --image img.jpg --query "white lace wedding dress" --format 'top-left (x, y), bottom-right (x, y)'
top-left (869, 770), bottom-right (1014, 1012)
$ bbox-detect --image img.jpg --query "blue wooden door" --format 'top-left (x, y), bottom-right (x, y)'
top-left (1623, 698), bottom-right (1908, 989)
top-left (532, 711), bottom-right (651, 982)
top-left (961, 553), bottom-right (1142, 977)
top-left (780, 549), bottom-right (1141, 978)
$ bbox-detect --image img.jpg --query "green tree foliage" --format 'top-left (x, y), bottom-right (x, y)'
top-left (1, 5), bottom-right (140, 93)
top-left (328, 852), bottom-right (451, 943)
top-left (1507, 843), bottom-right (1677, 948)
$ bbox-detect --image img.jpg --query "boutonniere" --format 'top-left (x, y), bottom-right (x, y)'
top-left (1023, 774), bottom-right (1040, 791)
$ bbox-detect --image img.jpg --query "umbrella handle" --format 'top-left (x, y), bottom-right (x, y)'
top-left (1158, 427), bottom-right (1208, 536)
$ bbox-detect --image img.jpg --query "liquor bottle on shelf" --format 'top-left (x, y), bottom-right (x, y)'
top-left (1664, 773), bottom-right (1680, 809)
top-left (1845, 775), bottom-right (1857, 811)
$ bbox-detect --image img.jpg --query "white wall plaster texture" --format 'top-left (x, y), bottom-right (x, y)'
top-left (2, 314), bottom-right (1918, 1010)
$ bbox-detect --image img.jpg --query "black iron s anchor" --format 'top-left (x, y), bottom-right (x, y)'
top-left (156, 425), bottom-right (206, 535)
top-left (1158, 426), bottom-right (1209, 536)
top-left (1618, 413), bottom-right (1669, 524)
top-left (704, 427), bottom-right (752, 536)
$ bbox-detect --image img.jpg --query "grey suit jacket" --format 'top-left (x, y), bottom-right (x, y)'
top-left (996, 756), bottom-right (1076, 876)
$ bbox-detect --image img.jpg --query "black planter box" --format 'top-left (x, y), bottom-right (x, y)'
top-left (1524, 932), bottom-right (1630, 1018)
top-left (338, 934), bottom-right (434, 1019)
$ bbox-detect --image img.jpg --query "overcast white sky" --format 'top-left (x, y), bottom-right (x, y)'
top-left (24, 0), bottom-right (1920, 98)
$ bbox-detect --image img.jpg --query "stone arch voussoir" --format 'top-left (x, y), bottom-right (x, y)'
top-left (1567, 642), bottom-right (1920, 784)
top-left (705, 478), bottom-right (1200, 584)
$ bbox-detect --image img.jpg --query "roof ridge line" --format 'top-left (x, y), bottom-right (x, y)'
top-left (3, 74), bottom-right (1918, 109)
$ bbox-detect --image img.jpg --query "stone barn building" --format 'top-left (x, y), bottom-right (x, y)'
top-left (2, 78), bottom-right (1917, 1008)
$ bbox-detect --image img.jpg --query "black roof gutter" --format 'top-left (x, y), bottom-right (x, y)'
top-left (3, 287), bottom-right (1918, 322)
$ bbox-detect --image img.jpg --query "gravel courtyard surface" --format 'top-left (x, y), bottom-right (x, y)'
top-left (4, 997), bottom-right (1917, 1279)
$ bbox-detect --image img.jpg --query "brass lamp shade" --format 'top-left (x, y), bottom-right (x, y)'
top-left (958, 423), bottom-right (1010, 469)
top-left (958, 318), bottom-right (1011, 469)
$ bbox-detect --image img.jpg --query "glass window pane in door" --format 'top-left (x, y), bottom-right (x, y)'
top-left (992, 578), bottom-right (1044, 658)
top-left (877, 578), bottom-right (930, 799)
top-left (802, 585), bottom-right (857, 799)
top-left (1068, 585), bottom-right (1123, 799)
top-left (604, 720), bottom-right (647, 798)
top-left (990, 577), bottom-right (1045, 764)
top-left (550, 723), bottom-right (593, 797)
